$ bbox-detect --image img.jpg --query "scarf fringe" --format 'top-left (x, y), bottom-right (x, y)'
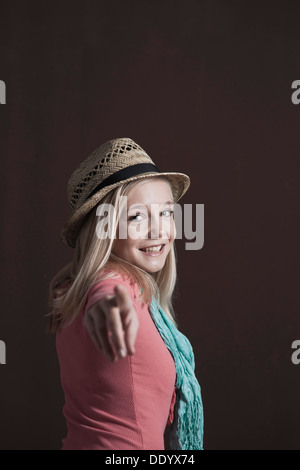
top-left (149, 298), bottom-right (204, 450)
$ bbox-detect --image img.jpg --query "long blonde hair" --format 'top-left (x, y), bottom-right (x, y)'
top-left (48, 177), bottom-right (178, 333)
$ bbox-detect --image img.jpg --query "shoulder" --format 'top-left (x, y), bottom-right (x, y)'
top-left (85, 268), bottom-right (141, 313)
top-left (94, 269), bottom-right (136, 295)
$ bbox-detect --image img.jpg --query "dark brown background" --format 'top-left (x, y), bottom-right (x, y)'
top-left (0, 0), bottom-right (299, 450)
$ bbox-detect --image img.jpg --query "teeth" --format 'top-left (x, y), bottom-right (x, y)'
top-left (141, 245), bottom-right (163, 253)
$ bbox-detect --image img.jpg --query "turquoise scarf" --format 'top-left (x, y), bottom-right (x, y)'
top-left (149, 297), bottom-right (204, 450)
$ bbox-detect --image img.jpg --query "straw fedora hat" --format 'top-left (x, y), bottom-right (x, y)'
top-left (61, 137), bottom-right (190, 247)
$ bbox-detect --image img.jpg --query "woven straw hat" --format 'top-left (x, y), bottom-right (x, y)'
top-left (61, 137), bottom-right (190, 247)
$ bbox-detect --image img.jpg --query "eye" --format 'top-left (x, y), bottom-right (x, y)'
top-left (160, 209), bottom-right (174, 217)
top-left (128, 212), bottom-right (144, 222)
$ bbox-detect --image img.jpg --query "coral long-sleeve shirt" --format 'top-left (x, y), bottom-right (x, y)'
top-left (56, 272), bottom-right (176, 450)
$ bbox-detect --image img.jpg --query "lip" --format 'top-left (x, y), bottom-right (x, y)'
top-left (139, 243), bottom-right (166, 256)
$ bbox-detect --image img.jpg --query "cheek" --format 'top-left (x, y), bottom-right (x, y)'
top-left (113, 238), bottom-right (133, 258)
top-left (128, 221), bottom-right (148, 240)
top-left (172, 219), bottom-right (176, 240)
top-left (163, 218), bottom-right (176, 241)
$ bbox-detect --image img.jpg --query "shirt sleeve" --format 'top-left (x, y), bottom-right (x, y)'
top-left (84, 274), bottom-right (136, 316)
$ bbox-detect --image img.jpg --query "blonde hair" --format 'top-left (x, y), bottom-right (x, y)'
top-left (48, 177), bottom-right (178, 333)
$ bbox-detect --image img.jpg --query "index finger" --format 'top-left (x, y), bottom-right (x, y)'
top-left (114, 285), bottom-right (139, 355)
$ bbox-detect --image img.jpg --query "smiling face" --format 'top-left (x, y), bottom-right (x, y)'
top-left (112, 177), bottom-right (176, 273)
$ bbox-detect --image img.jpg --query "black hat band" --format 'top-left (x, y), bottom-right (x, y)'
top-left (86, 163), bottom-right (161, 200)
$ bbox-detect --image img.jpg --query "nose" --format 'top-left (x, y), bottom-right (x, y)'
top-left (148, 213), bottom-right (161, 239)
top-left (148, 208), bottom-right (170, 240)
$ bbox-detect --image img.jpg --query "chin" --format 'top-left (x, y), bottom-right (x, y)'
top-left (140, 261), bottom-right (166, 274)
top-left (144, 267), bottom-right (162, 274)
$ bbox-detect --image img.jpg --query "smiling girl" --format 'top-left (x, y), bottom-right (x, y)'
top-left (48, 138), bottom-right (204, 450)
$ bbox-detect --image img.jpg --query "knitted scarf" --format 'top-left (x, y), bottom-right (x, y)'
top-left (149, 297), bottom-right (204, 450)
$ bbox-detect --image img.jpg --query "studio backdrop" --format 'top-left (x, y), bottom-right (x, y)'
top-left (0, 0), bottom-right (299, 450)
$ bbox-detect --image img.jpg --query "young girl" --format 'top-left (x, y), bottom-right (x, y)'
top-left (48, 137), bottom-right (204, 450)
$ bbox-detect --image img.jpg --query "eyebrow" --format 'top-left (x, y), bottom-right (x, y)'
top-left (128, 201), bottom-right (174, 211)
top-left (127, 204), bottom-right (148, 211)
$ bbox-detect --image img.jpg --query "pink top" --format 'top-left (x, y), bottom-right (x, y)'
top-left (56, 272), bottom-right (176, 450)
